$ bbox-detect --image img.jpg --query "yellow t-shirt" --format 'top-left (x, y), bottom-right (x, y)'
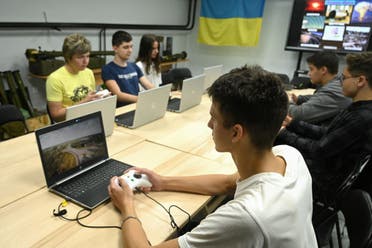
top-left (46, 66), bottom-right (96, 108)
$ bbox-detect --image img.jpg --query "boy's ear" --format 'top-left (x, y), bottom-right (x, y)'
top-left (232, 124), bottom-right (244, 143)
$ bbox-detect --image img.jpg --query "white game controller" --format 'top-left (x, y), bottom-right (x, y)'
top-left (115, 170), bottom-right (152, 190)
top-left (96, 89), bottom-right (111, 98)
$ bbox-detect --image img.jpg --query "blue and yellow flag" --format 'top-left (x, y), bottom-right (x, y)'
top-left (198, 0), bottom-right (266, 46)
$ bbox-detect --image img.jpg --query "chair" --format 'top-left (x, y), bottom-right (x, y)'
top-left (339, 189), bottom-right (372, 248)
top-left (313, 154), bottom-right (371, 247)
top-left (0, 104), bottom-right (28, 140)
top-left (161, 68), bottom-right (192, 90)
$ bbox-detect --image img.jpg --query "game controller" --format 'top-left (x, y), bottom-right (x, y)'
top-left (96, 89), bottom-right (111, 98)
top-left (115, 170), bottom-right (152, 190)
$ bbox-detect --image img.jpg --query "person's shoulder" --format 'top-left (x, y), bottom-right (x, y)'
top-left (273, 145), bottom-right (306, 171)
top-left (48, 66), bottom-right (66, 77)
top-left (102, 61), bottom-right (114, 68)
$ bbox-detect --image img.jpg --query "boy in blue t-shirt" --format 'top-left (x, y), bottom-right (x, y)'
top-left (102, 30), bottom-right (154, 107)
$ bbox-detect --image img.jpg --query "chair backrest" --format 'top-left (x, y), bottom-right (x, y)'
top-left (336, 154), bottom-right (371, 197)
top-left (339, 189), bottom-right (372, 248)
top-left (161, 68), bottom-right (192, 90)
top-left (0, 104), bottom-right (28, 140)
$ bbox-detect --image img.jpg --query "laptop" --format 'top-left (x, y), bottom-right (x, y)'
top-left (66, 95), bottom-right (117, 137)
top-left (203, 65), bottom-right (223, 91)
top-left (115, 84), bottom-right (171, 129)
top-left (167, 74), bottom-right (205, 113)
top-left (35, 111), bottom-right (133, 209)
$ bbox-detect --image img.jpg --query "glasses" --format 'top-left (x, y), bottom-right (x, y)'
top-left (341, 74), bottom-right (358, 81)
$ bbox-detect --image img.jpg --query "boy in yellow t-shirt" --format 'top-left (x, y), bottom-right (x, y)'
top-left (46, 33), bottom-right (101, 122)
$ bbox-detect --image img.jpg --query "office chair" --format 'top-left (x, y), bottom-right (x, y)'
top-left (273, 73), bottom-right (292, 90)
top-left (0, 104), bottom-right (28, 140)
top-left (313, 154), bottom-right (371, 248)
top-left (161, 68), bottom-right (192, 90)
top-left (339, 189), bottom-right (372, 248)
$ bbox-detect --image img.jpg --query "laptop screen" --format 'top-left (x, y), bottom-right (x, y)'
top-left (35, 112), bottom-right (109, 187)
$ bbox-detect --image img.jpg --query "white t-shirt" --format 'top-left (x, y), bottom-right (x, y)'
top-left (178, 145), bottom-right (317, 248)
top-left (136, 61), bottom-right (162, 91)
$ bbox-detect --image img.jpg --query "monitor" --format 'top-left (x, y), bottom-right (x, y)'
top-left (285, 0), bottom-right (372, 53)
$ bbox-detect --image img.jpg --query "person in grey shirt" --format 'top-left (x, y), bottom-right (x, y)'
top-left (289, 51), bottom-right (352, 125)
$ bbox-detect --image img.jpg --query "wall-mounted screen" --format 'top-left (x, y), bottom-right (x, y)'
top-left (285, 0), bottom-right (372, 53)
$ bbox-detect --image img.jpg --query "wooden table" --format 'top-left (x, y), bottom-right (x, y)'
top-left (0, 141), bottom-right (235, 247)
top-left (0, 130), bottom-right (144, 209)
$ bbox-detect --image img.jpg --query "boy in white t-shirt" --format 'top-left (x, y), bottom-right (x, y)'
top-left (108, 65), bottom-right (318, 247)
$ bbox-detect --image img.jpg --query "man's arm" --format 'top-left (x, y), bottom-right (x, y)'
top-left (47, 91), bottom-right (100, 122)
top-left (134, 168), bottom-right (238, 196)
top-left (139, 76), bottom-right (155, 90)
top-left (47, 101), bottom-right (66, 122)
top-left (109, 177), bottom-right (180, 248)
top-left (288, 86), bottom-right (350, 124)
top-left (105, 79), bottom-right (138, 103)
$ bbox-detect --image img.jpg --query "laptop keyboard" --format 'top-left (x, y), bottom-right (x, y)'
top-left (56, 159), bottom-right (131, 199)
top-left (167, 98), bottom-right (181, 110)
top-left (115, 110), bottom-right (135, 126)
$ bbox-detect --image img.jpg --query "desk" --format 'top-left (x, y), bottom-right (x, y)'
top-left (0, 141), bottom-right (235, 247)
top-left (0, 130), bottom-right (144, 209)
top-left (115, 94), bottom-right (234, 166)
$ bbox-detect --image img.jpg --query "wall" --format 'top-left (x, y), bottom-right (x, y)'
top-left (0, 0), bottom-right (329, 112)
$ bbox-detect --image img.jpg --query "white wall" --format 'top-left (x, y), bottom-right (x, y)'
top-left (186, 0), bottom-right (300, 76)
top-left (0, 0), bottom-right (319, 111)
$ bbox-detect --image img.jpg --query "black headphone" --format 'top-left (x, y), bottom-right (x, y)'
top-left (53, 209), bottom-right (67, 217)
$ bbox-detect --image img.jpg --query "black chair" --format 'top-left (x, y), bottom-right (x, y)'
top-left (161, 68), bottom-right (192, 90)
top-left (313, 154), bottom-right (371, 247)
top-left (0, 104), bottom-right (28, 140)
top-left (46, 104), bottom-right (56, 124)
top-left (339, 189), bottom-right (372, 248)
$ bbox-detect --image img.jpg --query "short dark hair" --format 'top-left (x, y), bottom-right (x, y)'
top-left (136, 34), bottom-right (161, 74)
top-left (306, 51), bottom-right (339, 74)
top-left (208, 65), bottom-right (288, 150)
top-left (346, 52), bottom-right (372, 88)
top-left (112, 30), bottom-right (132, 47)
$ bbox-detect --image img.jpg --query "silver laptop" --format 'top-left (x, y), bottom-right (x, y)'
top-left (35, 111), bottom-right (133, 209)
top-left (167, 74), bottom-right (205, 113)
top-left (115, 84), bottom-right (171, 129)
top-left (66, 95), bottom-right (116, 137)
top-left (203, 65), bottom-right (223, 91)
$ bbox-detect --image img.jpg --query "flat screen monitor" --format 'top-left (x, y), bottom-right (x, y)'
top-left (285, 0), bottom-right (372, 53)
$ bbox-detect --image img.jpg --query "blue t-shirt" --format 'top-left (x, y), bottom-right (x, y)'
top-left (101, 61), bottom-right (144, 107)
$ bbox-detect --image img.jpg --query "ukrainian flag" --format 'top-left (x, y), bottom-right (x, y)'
top-left (198, 0), bottom-right (266, 46)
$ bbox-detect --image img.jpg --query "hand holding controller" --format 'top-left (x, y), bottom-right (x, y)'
top-left (96, 89), bottom-right (111, 98)
top-left (115, 170), bottom-right (152, 190)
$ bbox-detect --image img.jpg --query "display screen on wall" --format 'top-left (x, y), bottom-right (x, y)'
top-left (285, 0), bottom-right (372, 53)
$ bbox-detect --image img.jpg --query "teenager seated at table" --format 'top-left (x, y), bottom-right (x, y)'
top-left (276, 52), bottom-right (372, 246)
top-left (108, 65), bottom-right (318, 247)
top-left (46, 33), bottom-right (102, 122)
top-left (101, 30), bottom-right (154, 108)
top-left (289, 51), bottom-right (351, 126)
top-left (135, 34), bottom-right (162, 91)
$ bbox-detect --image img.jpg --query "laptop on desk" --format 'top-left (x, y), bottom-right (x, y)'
top-left (203, 65), bottom-right (223, 91)
top-left (115, 84), bottom-right (172, 129)
top-left (167, 74), bottom-right (205, 113)
top-left (35, 111), bottom-right (133, 210)
top-left (66, 95), bottom-right (117, 137)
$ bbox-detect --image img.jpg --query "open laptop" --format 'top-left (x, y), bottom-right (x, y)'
top-left (35, 111), bottom-right (132, 209)
top-left (115, 84), bottom-right (171, 129)
top-left (167, 74), bottom-right (205, 113)
top-left (66, 95), bottom-right (117, 137)
top-left (203, 65), bottom-right (223, 91)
